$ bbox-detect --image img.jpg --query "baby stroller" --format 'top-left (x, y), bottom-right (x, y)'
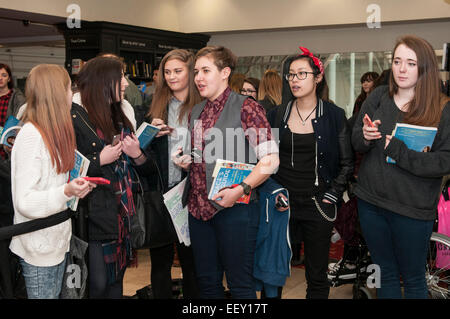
top-left (327, 191), bottom-right (374, 299)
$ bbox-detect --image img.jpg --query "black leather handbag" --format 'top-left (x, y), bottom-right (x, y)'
top-left (139, 158), bottom-right (178, 249)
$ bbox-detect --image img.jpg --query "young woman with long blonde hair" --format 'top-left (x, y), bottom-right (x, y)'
top-left (10, 64), bottom-right (94, 299)
top-left (140, 49), bottom-right (201, 298)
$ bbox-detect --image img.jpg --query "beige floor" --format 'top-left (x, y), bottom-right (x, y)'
top-left (123, 249), bottom-right (361, 299)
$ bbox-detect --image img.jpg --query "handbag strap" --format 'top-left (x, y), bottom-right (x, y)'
top-left (132, 152), bottom-right (164, 195)
top-left (151, 155), bottom-right (164, 193)
top-left (0, 209), bottom-right (74, 241)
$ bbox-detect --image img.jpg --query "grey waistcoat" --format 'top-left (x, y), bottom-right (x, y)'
top-left (182, 91), bottom-right (258, 212)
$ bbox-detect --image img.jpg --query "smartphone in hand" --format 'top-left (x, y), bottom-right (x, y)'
top-left (83, 177), bottom-right (110, 185)
top-left (364, 114), bottom-right (375, 127)
top-left (112, 134), bottom-right (121, 146)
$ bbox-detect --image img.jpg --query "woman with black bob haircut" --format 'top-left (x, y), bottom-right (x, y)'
top-left (71, 56), bottom-right (151, 298)
top-left (268, 47), bottom-right (353, 299)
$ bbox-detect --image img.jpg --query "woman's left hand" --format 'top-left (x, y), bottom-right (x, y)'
top-left (212, 186), bottom-right (243, 208)
top-left (122, 133), bottom-right (142, 158)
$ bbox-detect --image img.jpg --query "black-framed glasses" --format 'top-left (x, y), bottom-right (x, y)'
top-left (285, 71), bottom-right (316, 81)
top-left (240, 89), bottom-right (257, 94)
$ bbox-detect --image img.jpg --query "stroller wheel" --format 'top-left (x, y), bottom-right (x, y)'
top-left (352, 285), bottom-right (372, 299)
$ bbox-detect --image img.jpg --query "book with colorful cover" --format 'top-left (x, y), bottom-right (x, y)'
top-left (0, 116), bottom-right (22, 147)
top-left (212, 159), bottom-right (255, 178)
top-left (67, 150), bottom-right (90, 211)
top-left (136, 122), bottom-right (160, 149)
top-left (386, 123), bottom-right (438, 164)
top-left (208, 166), bottom-right (253, 204)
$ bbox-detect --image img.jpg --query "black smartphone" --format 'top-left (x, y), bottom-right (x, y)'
top-left (275, 195), bottom-right (289, 209)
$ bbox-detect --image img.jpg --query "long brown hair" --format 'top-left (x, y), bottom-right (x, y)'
top-left (389, 35), bottom-right (450, 127)
top-left (148, 49), bottom-right (201, 123)
top-left (258, 69), bottom-right (282, 105)
top-left (23, 64), bottom-right (75, 174)
top-left (76, 57), bottom-right (133, 143)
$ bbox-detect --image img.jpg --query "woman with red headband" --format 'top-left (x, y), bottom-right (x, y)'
top-left (268, 47), bottom-right (353, 298)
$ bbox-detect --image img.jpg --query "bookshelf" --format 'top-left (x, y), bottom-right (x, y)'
top-left (57, 21), bottom-right (210, 84)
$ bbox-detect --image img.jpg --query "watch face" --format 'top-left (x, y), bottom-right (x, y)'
top-left (240, 182), bottom-right (251, 195)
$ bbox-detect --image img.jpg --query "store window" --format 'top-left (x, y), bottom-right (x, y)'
top-left (236, 50), bottom-right (445, 117)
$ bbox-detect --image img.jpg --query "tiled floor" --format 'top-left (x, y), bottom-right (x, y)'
top-left (123, 249), bottom-right (365, 299)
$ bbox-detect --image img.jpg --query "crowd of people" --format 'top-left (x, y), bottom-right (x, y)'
top-left (0, 34), bottom-right (449, 300)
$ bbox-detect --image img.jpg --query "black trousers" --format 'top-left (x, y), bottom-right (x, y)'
top-left (149, 242), bottom-right (199, 299)
top-left (290, 196), bottom-right (334, 299)
top-left (88, 241), bottom-right (125, 299)
top-left (261, 196), bottom-right (334, 299)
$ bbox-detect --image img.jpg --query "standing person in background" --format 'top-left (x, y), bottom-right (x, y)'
top-left (97, 53), bottom-right (144, 110)
top-left (72, 57), bottom-right (147, 298)
top-left (352, 71), bottom-right (379, 118)
top-left (144, 67), bottom-right (160, 97)
top-left (0, 63), bottom-right (26, 121)
top-left (373, 69), bottom-right (391, 88)
top-left (268, 47), bottom-right (353, 299)
top-left (0, 63), bottom-right (26, 159)
top-left (229, 73), bottom-right (246, 93)
top-left (352, 35), bottom-right (450, 299)
top-left (240, 77), bottom-right (260, 101)
top-left (176, 46), bottom-right (279, 299)
top-left (258, 69), bottom-right (282, 114)
top-left (9, 64), bottom-right (95, 299)
top-left (138, 49), bottom-right (201, 299)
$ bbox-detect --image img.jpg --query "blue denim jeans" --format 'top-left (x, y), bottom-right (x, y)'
top-left (189, 202), bottom-right (259, 299)
top-left (357, 198), bottom-right (433, 299)
top-left (19, 254), bottom-right (67, 299)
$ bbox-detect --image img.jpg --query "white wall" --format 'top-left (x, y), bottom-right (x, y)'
top-left (0, 0), bottom-right (180, 31)
top-left (177, 0), bottom-right (450, 33)
top-left (1, 0), bottom-right (449, 33)
top-left (208, 20), bottom-right (450, 57)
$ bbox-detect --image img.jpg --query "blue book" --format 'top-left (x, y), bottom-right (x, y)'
top-left (136, 122), bottom-right (160, 149)
top-left (0, 116), bottom-right (22, 147)
top-left (208, 166), bottom-right (252, 204)
top-left (67, 150), bottom-right (90, 211)
top-left (386, 123), bottom-right (438, 164)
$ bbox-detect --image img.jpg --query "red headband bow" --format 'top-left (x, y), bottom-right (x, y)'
top-left (298, 46), bottom-right (324, 75)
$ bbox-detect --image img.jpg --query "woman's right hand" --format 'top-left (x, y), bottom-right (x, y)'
top-left (171, 146), bottom-right (192, 171)
top-left (362, 117), bottom-right (382, 141)
top-left (64, 177), bottom-right (96, 198)
top-left (151, 118), bottom-right (172, 138)
top-left (100, 142), bottom-right (123, 166)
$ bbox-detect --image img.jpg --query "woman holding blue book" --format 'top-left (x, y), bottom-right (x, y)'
top-left (10, 64), bottom-right (95, 299)
top-left (175, 46), bottom-right (279, 299)
top-left (138, 49), bottom-right (202, 299)
top-left (352, 35), bottom-right (450, 298)
top-left (71, 56), bottom-right (147, 298)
